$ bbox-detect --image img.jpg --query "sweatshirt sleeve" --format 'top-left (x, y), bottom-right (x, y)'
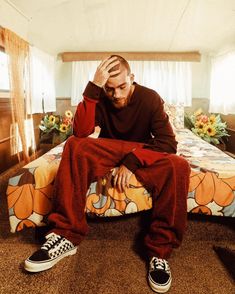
top-left (73, 82), bottom-right (102, 137)
top-left (122, 95), bottom-right (177, 173)
top-left (143, 97), bottom-right (177, 153)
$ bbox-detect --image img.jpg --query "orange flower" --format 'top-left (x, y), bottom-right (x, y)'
top-left (199, 115), bottom-right (208, 123)
top-left (7, 184), bottom-right (53, 220)
top-left (6, 167), bottom-right (54, 231)
top-left (62, 117), bottom-right (72, 126)
top-left (189, 170), bottom-right (235, 215)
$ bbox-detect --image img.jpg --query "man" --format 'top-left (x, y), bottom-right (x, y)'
top-left (24, 55), bottom-right (190, 293)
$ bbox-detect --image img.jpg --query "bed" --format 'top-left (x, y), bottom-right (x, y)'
top-left (6, 105), bottom-right (235, 233)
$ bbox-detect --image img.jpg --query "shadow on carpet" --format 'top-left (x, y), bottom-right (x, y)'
top-left (213, 245), bottom-right (235, 281)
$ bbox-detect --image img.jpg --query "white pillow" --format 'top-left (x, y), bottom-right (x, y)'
top-left (164, 103), bottom-right (185, 129)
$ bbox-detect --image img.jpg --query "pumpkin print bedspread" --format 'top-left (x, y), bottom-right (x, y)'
top-left (6, 129), bottom-right (235, 233)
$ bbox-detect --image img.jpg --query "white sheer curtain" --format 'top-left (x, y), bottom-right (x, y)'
top-left (71, 60), bottom-right (192, 106)
top-left (129, 61), bottom-right (192, 106)
top-left (71, 61), bottom-right (99, 106)
top-left (209, 51), bottom-right (235, 114)
top-left (29, 46), bottom-right (56, 114)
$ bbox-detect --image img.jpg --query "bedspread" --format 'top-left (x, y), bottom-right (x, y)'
top-left (6, 129), bottom-right (235, 232)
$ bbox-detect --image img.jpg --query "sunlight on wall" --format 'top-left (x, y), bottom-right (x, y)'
top-left (10, 119), bottom-right (36, 155)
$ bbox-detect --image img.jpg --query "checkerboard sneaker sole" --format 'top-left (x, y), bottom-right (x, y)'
top-left (24, 232), bottom-right (77, 273)
top-left (148, 257), bottom-right (172, 293)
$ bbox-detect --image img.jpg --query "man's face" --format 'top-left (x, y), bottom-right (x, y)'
top-left (104, 68), bottom-right (134, 109)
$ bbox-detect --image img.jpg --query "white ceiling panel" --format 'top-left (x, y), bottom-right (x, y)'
top-left (6, 0), bottom-right (235, 55)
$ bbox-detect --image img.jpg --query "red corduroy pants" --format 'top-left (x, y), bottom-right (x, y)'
top-left (48, 136), bottom-right (190, 259)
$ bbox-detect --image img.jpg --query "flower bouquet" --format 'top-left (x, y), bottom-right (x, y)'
top-left (39, 110), bottom-right (73, 145)
top-left (184, 108), bottom-right (229, 146)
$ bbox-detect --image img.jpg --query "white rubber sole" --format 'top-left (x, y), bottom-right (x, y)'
top-left (24, 247), bottom-right (77, 273)
top-left (148, 274), bottom-right (172, 293)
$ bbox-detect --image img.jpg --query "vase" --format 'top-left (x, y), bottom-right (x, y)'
top-left (52, 133), bottom-right (67, 145)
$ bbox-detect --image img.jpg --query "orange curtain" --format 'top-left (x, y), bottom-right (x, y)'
top-left (3, 28), bottom-right (34, 163)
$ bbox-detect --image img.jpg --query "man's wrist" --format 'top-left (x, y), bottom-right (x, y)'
top-left (122, 152), bottom-right (142, 173)
top-left (92, 80), bottom-right (103, 88)
top-left (83, 81), bottom-right (103, 101)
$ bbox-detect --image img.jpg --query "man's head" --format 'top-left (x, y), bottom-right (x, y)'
top-left (104, 55), bottom-right (135, 109)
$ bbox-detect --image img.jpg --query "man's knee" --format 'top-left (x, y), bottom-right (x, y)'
top-left (168, 154), bottom-right (190, 176)
top-left (65, 136), bottom-right (96, 153)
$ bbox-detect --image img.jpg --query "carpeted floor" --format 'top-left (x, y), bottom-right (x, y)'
top-left (0, 172), bottom-right (235, 293)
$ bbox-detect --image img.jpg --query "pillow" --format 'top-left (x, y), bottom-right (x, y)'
top-left (164, 103), bottom-right (185, 129)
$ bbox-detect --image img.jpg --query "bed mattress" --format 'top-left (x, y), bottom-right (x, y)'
top-left (6, 129), bottom-right (235, 232)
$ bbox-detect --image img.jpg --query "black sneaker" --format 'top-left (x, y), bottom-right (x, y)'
top-left (148, 257), bottom-right (172, 293)
top-left (24, 232), bottom-right (77, 272)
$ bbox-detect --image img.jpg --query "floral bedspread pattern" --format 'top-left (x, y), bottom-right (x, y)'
top-left (6, 129), bottom-right (235, 233)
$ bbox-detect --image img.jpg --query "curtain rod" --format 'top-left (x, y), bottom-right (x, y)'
top-left (60, 51), bottom-right (201, 62)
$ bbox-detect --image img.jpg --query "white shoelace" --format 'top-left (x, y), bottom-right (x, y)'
top-left (151, 257), bottom-right (171, 274)
top-left (41, 233), bottom-right (61, 251)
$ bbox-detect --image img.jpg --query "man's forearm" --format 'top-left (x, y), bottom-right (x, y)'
top-left (73, 82), bottom-right (101, 137)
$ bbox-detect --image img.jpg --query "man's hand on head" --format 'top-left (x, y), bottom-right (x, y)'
top-left (111, 165), bottom-right (133, 193)
top-left (92, 56), bottom-right (120, 88)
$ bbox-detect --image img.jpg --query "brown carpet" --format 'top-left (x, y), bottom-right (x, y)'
top-left (0, 172), bottom-right (235, 293)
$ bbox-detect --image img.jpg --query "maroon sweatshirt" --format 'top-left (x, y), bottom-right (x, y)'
top-left (73, 81), bottom-right (177, 172)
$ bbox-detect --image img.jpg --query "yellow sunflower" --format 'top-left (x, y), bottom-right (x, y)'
top-left (49, 115), bottom-right (56, 124)
top-left (59, 124), bottom-right (68, 133)
top-left (65, 110), bottom-right (73, 119)
top-left (194, 108), bottom-right (203, 117)
top-left (195, 121), bottom-right (205, 133)
top-left (205, 124), bottom-right (216, 137)
top-left (209, 114), bottom-right (216, 124)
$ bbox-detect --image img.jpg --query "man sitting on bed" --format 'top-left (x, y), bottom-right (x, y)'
top-left (24, 55), bottom-right (190, 294)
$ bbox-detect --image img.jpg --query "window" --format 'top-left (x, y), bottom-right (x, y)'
top-left (71, 60), bottom-right (192, 106)
top-left (209, 51), bottom-right (235, 115)
top-left (0, 50), bottom-right (10, 92)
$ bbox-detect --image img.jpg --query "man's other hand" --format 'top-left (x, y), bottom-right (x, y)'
top-left (112, 165), bottom-right (133, 193)
top-left (92, 56), bottom-right (120, 88)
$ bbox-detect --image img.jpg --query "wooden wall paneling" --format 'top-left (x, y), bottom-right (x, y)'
top-left (0, 96), bottom-right (43, 173)
top-left (0, 141), bottom-right (19, 173)
top-left (0, 98), bottom-right (14, 173)
top-left (56, 98), bottom-right (77, 115)
top-left (0, 99), bottom-right (11, 142)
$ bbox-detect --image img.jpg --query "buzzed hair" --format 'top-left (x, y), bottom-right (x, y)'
top-left (108, 55), bottom-right (131, 75)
